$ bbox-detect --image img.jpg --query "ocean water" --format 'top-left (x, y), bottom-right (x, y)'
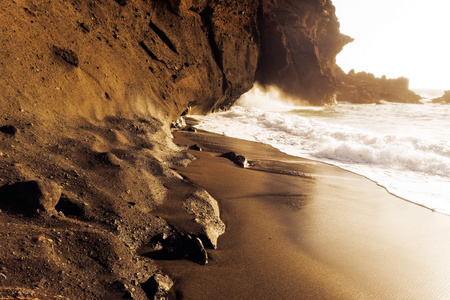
top-left (191, 87), bottom-right (450, 215)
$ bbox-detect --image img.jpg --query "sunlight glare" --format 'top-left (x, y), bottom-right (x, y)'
top-left (334, 0), bottom-right (450, 90)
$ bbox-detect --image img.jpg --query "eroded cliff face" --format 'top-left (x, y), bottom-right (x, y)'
top-left (0, 0), bottom-right (348, 298)
top-left (1, 0), bottom-right (347, 124)
top-left (256, 0), bottom-right (352, 105)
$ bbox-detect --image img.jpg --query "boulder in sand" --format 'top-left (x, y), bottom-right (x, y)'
top-left (183, 189), bottom-right (226, 249)
top-left (0, 125), bottom-right (18, 135)
top-left (220, 152), bottom-right (249, 168)
top-left (0, 180), bottom-right (61, 215)
top-left (52, 45), bottom-right (79, 67)
top-left (189, 144), bottom-right (202, 151)
top-left (142, 272), bottom-right (174, 300)
top-left (145, 232), bottom-right (208, 265)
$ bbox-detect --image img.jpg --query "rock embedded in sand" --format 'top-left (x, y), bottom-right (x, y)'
top-left (0, 125), bottom-right (18, 135)
top-left (32, 235), bottom-right (46, 243)
top-left (184, 127), bottom-right (197, 132)
top-left (235, 155), bottom-right (249, 168)
top-left (165, 232), bottom-right (208, 265)
top-left (115, 0), bottom-right (128, 6)
top-left (220, 152), bottom-right (249, 168)
top-left (220, 151), bottom-right (237, 161)
top-left (35, 180), bottom-right (62, 214)
top-left (183, 189), bottom-right (226, 249)
top-left (142, 272), bottom-right (174, 300)
top-left (97, 151), bottom-right (122, 168)
top-left (0, 180), bottom-right (61, 215)
top-left (189, 144), bottom-right (202, 151)
top-left (52, 45), bottom-right (79, 67)
top-left (147, 232), bottom-right (208, 265)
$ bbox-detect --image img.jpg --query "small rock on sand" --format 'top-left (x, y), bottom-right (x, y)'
top-left (0, 125), bottom-right (18, 135)
top-left (142, 272), bottom-right (174, 300)
top-left (189, 144), bottom-right (202, 151)
top-left (0, 180), bottom-right (61, 215)
top-left (220, 152), bottom-right (249, 168)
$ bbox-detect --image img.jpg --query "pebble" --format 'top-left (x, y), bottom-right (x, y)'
top-left (0, 125), bottom-right (18, 135)
top-left (32, 235), bottom-right (46, 243)
top-left (189, 144), bottom-right (202, 151)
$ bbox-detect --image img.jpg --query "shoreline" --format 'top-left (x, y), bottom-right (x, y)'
top-left (187, 113), bottom-right (448, 215)
top-left (189, 99), bottom-right (450, 217)
top-left (162, 129), bottom-right (450, 299)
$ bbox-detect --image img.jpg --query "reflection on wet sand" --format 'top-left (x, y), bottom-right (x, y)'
top-left (162, 130), bottom-right (450, 299)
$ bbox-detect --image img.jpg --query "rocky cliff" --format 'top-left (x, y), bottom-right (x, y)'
top-left (335, 68), bottom-right (422, 104)
top-left (0, 0), bottom-right (350, 298)
top-left (256, 0), bottom-right (353, 104)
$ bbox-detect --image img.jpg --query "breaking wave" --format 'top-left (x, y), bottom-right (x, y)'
top-left (192, 87), bottom-right (450, 214)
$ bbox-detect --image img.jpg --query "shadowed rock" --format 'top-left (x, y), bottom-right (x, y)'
top-left (256, 0), bottom-right (351, 105)
top-left (183, 189), bottom-right (226, 249)
top-left (114, 0), bottom-right (128, 6)
top-left (335, 68), bottom-right (422, 104)
top-left (220, 151), bottom-right (237, 161)
top-left (183, 127), bottom-right (197, 132)
top-left (189, 144), bottom-right (202, 151)
top-left (144, 232), bottom-right (208, 265)
top-left (0, 125), bottom-right (18, 135)
top-left (55, 195), bottom-right (85, 218)
top-left (142, 272), bottom-right (174, 300)
top-left (53, 45), bottom-right (79, 67)
top-left (0, 180), bottom-right (61, 215)
top-left (431, 90), bottom-right (450, 104)
top-left (235, 155), bottom-right (249, 168)
top-left (220, 152), bottom-right (249, 168)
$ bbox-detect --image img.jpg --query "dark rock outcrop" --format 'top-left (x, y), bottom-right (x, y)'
top-left (189, 144), bottom-right (202, 151)
top-left (143, 232), bottom-right (208, 265)
top-left (234, 155), bottom-right (249, 168)
top-left (220, 152), bottom-right (249, 168)
top-left (256, 0), bottom-right (353, 105)
top-left (52, 46), bottom-right (80, 67)
top-left (0, 125), bottom-right (18, 135)
top-left (142, 272), bottom-right (174, 300)
top-left (0, 180), bottom-right (61, 215)
top-left (431, 90), bottom-right (450, 104)
top-left (335, 68), bottom-right (422, 104)
top-left (220, 151), bottom-right (238, 161)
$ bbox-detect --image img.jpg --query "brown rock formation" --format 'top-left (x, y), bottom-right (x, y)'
top-left (431, 90), bottom-right (450, 104)
top-left (335, 68), bottom-right (422, 104)
top-left (256, 0), bottom-right (353, 105)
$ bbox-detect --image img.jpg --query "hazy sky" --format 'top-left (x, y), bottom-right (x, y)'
top-left (333, 0), bottom-right (450, 89)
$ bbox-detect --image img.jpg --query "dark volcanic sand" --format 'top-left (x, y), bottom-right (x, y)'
top-left (164, 130), bottom-right (450, 299)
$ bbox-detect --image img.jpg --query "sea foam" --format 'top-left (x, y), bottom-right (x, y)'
top-left (192, 87), bottom-right (450, 215)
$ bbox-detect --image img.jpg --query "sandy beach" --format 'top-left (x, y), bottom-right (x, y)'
top-left (160, 130), bottom-right (450, 299)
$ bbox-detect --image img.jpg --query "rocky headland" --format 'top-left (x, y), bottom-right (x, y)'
top-left (0, 0), bottom-right (422, 299)
top-left (431, 90), bottom-right (450, 104)
top-left (335, 68), bottom-right (422, 104)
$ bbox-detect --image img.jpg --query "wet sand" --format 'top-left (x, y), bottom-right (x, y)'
top-left (163, 130), bottom-right (450, 299)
